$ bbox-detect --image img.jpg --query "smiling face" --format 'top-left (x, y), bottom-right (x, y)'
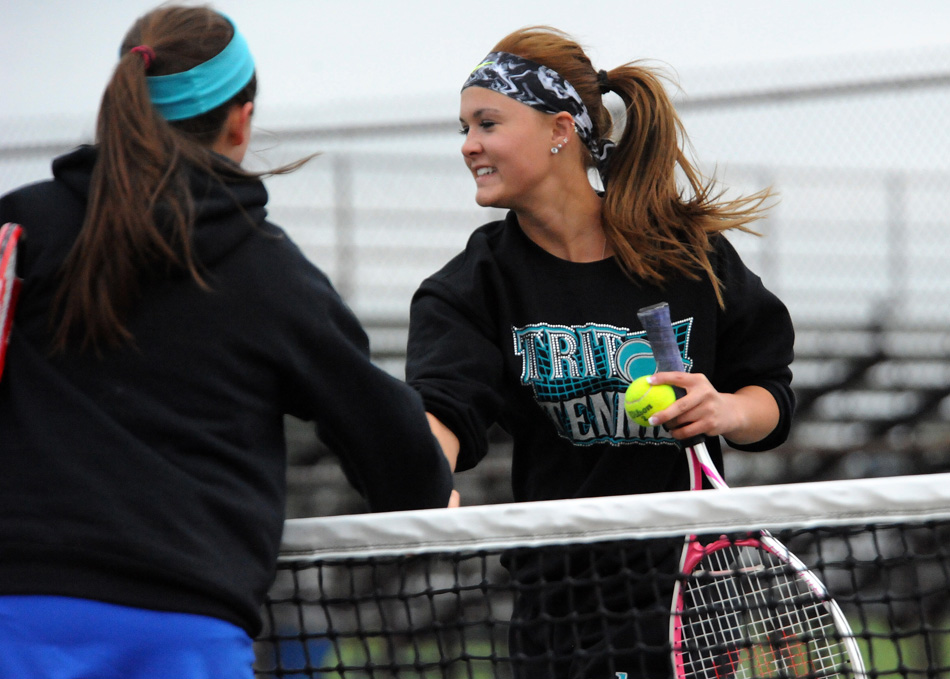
top-left (459, 87), bottom-right (559, 211)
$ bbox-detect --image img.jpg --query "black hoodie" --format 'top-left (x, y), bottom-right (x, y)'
top-left (0, 146), bottom-right (453, 635)
top-left (408, 213), bottom-right (795, 503)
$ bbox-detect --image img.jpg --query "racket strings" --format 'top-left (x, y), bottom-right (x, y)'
top-left (677, 542), bottom-right (854, 678)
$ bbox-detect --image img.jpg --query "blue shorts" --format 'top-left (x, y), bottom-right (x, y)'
top-left (0, 595), bottom-right (254, 679)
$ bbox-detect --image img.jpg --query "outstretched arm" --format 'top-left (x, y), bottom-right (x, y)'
top-left (426, 412), bottom-right (461, 472)
top-left (427, 413), bottom-right (461, 507)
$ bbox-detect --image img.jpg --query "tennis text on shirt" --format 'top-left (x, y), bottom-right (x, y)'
top-left (511, 318), bottom-right (694, 445)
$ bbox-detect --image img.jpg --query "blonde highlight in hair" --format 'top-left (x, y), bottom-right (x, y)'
top-left (493, 26), bottom-right (774, 307)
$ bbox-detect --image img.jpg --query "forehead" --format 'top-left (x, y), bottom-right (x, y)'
top-left (460, 86), bottom-right (536, 118)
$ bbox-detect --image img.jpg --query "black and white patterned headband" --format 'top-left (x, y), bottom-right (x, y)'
top-left (462, 51), bottom-right (615, 176)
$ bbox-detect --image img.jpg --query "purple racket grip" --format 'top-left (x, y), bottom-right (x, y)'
top-left (637, 302), bottom-right (685, 374)
top-left (637, 303), bottom-right (705, 448)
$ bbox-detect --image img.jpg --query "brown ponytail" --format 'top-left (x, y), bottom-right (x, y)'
top-left (53, 6), bottom-right (302, 353)
top-left (493, 27), bottom-right (773, 308)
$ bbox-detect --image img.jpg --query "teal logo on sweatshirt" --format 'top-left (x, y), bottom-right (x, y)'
top-left (512, 319), bottom-right (693, 445)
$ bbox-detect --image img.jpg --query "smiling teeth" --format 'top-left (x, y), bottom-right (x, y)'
top-left (476, 168), bottom-right (495, 176)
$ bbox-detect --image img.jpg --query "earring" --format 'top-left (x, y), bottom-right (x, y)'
top-left (551, 138), bottom-right (567, 155)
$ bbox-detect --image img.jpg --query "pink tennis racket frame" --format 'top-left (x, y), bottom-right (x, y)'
top-left (636, 302), bottom-right (866, 679)
top-left (0, 222), bottom-right (24, 380)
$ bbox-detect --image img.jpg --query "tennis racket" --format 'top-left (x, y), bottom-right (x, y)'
top-left (636, 302), bottom-right (866, 679)
top-left (0, 223), bottom-right (24, 380)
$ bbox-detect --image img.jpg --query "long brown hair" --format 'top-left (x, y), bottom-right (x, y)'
top-left (53, 5), bottom-right (304, 352)
top-left (492, 27), bottom-right (773, 307)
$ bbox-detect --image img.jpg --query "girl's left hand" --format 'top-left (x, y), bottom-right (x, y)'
top-left (645, 372), bottom-right (778, 445)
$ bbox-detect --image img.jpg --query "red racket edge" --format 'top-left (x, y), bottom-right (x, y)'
top-left (0, 223), bottom-right (25, 379)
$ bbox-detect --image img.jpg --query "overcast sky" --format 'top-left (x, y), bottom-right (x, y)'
top-left (3, 0), bottom-right (950, 130)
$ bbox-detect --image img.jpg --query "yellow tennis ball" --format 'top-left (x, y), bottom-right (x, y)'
top-left (624, 376), bottom-right (677, 427)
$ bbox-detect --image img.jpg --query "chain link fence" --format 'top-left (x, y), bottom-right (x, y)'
top-left (2, 47), bottom-right (949, 514)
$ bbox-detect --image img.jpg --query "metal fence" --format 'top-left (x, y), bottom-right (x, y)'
top-left (2, 46), bottom-right (949, 513)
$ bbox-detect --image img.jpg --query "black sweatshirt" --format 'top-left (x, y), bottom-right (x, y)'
top-left (407, 212), bottom-right (794, 503)
top-left (0, 146), bottom-right (453, 635)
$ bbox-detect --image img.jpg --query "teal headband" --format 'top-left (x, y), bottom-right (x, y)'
top-left (143, 17), bottom-right (255, 121)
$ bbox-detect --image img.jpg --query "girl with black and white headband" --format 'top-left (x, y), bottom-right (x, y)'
top-left (407, 26), bottom-right (795, 679)
top-left (0, 5), bottom-right (456, 677)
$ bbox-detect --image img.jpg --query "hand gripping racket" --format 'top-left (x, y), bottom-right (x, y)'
top-left (636, 302), bottom-right (866, 679)
top-left (0, 223), bottom-right (24, 380)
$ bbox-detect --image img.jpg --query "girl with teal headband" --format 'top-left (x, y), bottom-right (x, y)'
top-left (0, 5), bottom-right (456, 678)
top-left (143, 15), bottom-right (256, 122)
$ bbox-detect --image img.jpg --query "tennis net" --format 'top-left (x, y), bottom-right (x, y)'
top-left (254, 472), bottom-right (950, 678)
